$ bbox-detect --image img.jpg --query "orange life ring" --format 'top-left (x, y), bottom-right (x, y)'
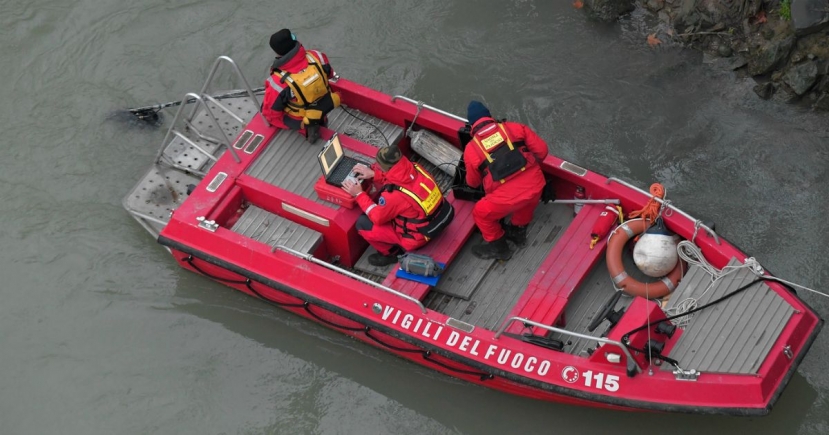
top-left (606, 219), bottom-right (683, 299)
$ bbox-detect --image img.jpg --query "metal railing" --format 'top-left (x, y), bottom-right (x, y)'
top-left (272, 245), bottom-right (428, 314)
top-left (605, 177), bottom-right (720, 244)
top-left (495, 317), bottom-right (642, 374)
top-left (155, 92), bottom-right (242, 164)
top-left (187, 56), bottom-right (265, 126)
top-left (551, 199), bottom-right (620, 205)
top-left (391, 95), bottom-right (467, 123)
top-left (154, 55), bottom-right (268, 170)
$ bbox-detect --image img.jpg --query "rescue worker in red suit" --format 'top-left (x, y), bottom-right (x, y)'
top-left (463, 101), bottom-right (549, 260)
top-left (262, 29), bottom-right (340, 143)
top-left (342, 146), bottom-right (450, 266)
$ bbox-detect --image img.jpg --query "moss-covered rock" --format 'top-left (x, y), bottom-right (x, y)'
top-left (584, 0), bottom-right (635, 23)
top-left (633, 0), bottom-right (828, 111)
top-left (783, 60), bottom-right (819, 94)
top-left (747, 33), bottom-right (796, 75)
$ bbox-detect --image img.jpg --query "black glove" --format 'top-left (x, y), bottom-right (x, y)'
top-left (541, 176), bottom-right (556, 203)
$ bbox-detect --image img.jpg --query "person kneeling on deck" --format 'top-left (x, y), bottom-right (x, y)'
top-left (262, 28), bottom-right (341, 143)
top-left (463, 101), bottom-right (549, 260)
top-left (342, 146), bottom-right (454, 267)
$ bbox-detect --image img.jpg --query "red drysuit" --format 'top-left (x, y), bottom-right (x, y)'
top-left (355, 157), bottom-right (444, 255)
top-left (262, 44), bottom-right (334, 130)
top-left (463, 117), bottom-right (549, 242)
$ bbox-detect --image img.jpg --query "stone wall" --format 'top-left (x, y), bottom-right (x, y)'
top-left (585, 0), bottom-right (829, 110)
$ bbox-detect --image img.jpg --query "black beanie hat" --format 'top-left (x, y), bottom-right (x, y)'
top-left (269, 29), bottom-right (297, 56)
top-left (467, 100), bottom-right (492, 125)
top-left (376, 146), bottom-right (402, 172)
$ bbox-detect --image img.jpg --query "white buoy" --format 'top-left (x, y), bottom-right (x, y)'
top-left (633, 219), bottom-right (678, 277)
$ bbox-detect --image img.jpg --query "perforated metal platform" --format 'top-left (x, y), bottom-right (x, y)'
top-left (124, 94), bottom-right (261, 237)
top-left (123, 165), bottom-right (201, 236)
top-left (159, 95), bottom-right (258, 174)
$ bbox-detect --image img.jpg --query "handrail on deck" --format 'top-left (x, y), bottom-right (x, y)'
top-left (391, 95), bottom-right (468, 124)
top-left (154, 56), bottom-right (266, 167)
top-left (495, 317), bottom-right (642, 374)
top-left (187, 56), bottom-right (266, 126)
top-left (272, 245), bottom-right (428, 314)
top-left (155, 92), bottom-right (242, 164)
top-left (605, 177), bottom-right (720, 244)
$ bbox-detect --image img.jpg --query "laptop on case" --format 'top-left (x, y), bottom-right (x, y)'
top-left (318, 134), bottom-right (361, 187)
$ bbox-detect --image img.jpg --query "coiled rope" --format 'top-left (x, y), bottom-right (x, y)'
top-left (628, 183), bottom-right (665, 224)
top-left (665, 241), bottom-right (828, 327)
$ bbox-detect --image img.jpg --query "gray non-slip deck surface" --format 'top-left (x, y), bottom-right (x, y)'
top-left (661, 258), bottom-right (794, 374)
top-left (246, 130), bottom-right (339, 206)
top-left (434, 239), bottom-right (494, 299)
top-left (547, 257), bottom-right (635, 356)
top-left (230, 205), bottom-right (323, 254)
top-left (245, 106), bottom-right (404, 206)
top-left (353, 246), bottom-right (396, 277)
top-left (425, 204), bottom-right (573, 330)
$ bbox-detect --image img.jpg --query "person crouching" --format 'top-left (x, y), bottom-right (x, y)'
top-left (342, 146), bottom-right (454, 266)
top-left (262, 28), bottom-right (340, 143)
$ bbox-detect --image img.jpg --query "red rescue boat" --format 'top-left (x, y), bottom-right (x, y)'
top-left (124, 56), bottom-right (822, 416)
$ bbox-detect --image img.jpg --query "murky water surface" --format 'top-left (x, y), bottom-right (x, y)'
top-left (1, 1), bottom-right (827, 434)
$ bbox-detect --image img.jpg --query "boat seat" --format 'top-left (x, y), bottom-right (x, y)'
top-left (381, 194), bottom-right (477, 300)
top-left (506, 204), bottom-right (608, 333)
top-left (229, 205), bottom-right (324, 256)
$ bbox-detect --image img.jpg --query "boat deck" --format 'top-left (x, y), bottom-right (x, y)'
top-left (662, 258), bottom-right (795, 374)
top-left (547, 257), bottom-right (635, 356)
top-left (245, 106), bottom-right (406, 207)
top-left (229, 205), bottom-right (324, 255)
top-left (126, 92), bottom-right (803, 372)
top-left (424, 204), bottom-right (572, 330)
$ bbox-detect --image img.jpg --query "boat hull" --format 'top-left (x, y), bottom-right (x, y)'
top-left (159, 235), bottom-right (822, 416)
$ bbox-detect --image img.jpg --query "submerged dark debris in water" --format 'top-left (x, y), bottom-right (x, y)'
top-left (107, 109), bottom-right (165, 129)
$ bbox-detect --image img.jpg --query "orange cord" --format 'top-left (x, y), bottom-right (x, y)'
top-left (628, 183), bottom-right (665, 225)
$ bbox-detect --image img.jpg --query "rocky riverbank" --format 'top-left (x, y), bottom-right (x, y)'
top-left (585, 0), bottom-right (829, 111)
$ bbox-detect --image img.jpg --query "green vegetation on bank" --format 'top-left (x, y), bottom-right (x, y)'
top-left (779, 0), bottom-right (791, 21)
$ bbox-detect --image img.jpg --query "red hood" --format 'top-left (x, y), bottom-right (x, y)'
top-left (374, 156), bottom-right (416, 186)
top-left (274, 45), bottom-right (309, 73)
top-left (471, 116), bottom-right (497, 134)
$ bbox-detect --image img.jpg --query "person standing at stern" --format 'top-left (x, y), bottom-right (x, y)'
top-left (342, 146), bottom-right (453, 266)
top-left (463, 101), bottom-right (549, 260)
top-left (262, 28), bottom-right (340, 143)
